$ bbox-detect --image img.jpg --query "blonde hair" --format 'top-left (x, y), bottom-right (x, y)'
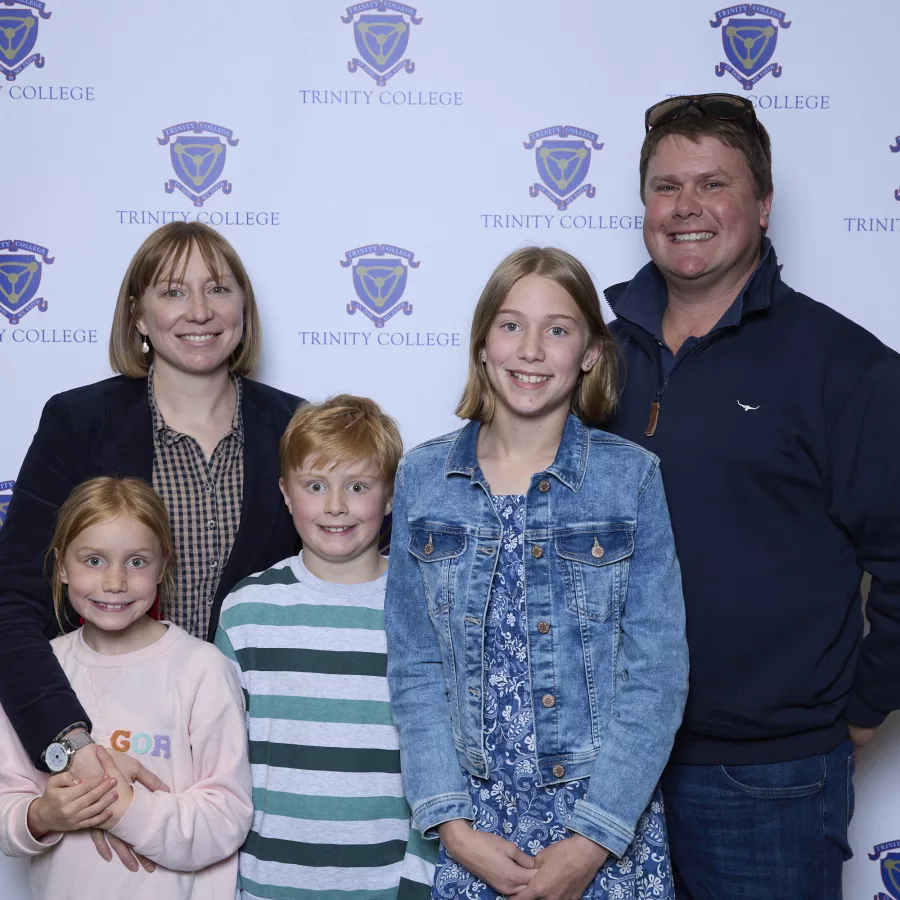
top-left (48, 477), bottom-right (176, 633)
top-left (280, 395), bottom-right (403, 484)
top-left (456, 246), bottom-right (619, 424)
top-left (109, 222), bottom-right (262, 378)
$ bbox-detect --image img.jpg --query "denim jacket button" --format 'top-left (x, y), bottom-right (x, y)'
top-left (541, 693), bottom-right (556, 708)
top-left (552, 763), bottom-right (565, 778)
top-left (538, 480), bottom-right (550, 493)
top-left (537, 621), bottom-right (551, 634)
top-left (531, 545), bottom-right (543, 559)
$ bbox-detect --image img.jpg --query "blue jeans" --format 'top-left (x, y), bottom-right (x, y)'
top-left (661, 739), bottom-right (855, 900)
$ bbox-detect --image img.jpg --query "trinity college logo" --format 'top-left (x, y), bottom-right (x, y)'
top-left (890, 134), bottom-right (900, 201)
top-left (524, 126), bottom-right (603, 211)
top-left (0, 238), bottom-right (53, 324)
top-left (0, 1), bottom-right (50, 81)
top-left (158, 122), bottom-right (240, 207)
top-left (0, 481), bottom-right (13, 528)
top-left (343, 2), bottom-right (421, 86)
top-left (710, 4), bottom-right (791, 90)
top-left (340, 244), bottom-right (418, 328)
top-left (870, 839), bottom-right (900, 900)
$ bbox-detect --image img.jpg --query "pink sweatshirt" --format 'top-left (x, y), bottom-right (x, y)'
top-left (0, 623), bottom-right (253, 900)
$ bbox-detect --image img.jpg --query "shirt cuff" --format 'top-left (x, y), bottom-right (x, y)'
top-left (109, 783), bottom-right (153, 848)
top-left (845, 691), bottom-right (888, 729)
top-left (567, 798), bottom-right (634, 859)
top-left (17, 798), bottom-right (64, 855)
top-left (413, 792), bottom-right (476, 839)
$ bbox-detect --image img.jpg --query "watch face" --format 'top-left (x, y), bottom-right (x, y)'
top-left (45, 742), bottom-right (69, 773)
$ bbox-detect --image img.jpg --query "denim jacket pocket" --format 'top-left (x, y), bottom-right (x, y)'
top-left (408, 524), bottom-right (468, 615)
top-left (556, 526), bottom-right (635, 622)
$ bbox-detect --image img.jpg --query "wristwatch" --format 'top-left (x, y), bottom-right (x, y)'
top-left (42, 728), bottom-right (94, 774)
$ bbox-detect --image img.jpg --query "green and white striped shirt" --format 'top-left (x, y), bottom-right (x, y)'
top-left (215, 553), bottom-right (435, 900)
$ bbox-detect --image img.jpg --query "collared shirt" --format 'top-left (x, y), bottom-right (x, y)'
top-left (148, 366), bottom-right (244, 639)
top-left (615, 240), bottom-right (773, 379)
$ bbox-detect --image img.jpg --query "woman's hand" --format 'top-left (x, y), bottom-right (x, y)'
top-left (26, 771), bottom-right (118, 839)
top-left (439, 819), bottom-right (536, 895)
top-left (513, 834), bottom-right (609, 900)
top-left (91, 745), bottom-right (134, 828)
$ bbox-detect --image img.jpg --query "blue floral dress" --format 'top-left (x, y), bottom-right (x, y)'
top-left (432, 495), bottom-right (674, 900)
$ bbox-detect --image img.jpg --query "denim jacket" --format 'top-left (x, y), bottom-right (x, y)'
top-left (385, 414), bottom-right (688, 857)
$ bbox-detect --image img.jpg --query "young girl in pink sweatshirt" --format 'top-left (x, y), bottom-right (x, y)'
top-left (0, 476), bottom-right (253, 899)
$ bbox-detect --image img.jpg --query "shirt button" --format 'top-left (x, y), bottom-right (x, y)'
top-left (537, 621), bottom-right (550, 634)
top-left (552, 763), bottom-right (566, 778)
top-left (205, 485), bottom-right (213, 494)
top-left (207, 520), bottom-right (216, 529)
top-left (538, 480), bottom-right (550, 493)
top-left (531, 545), bottom-right (543, 559)
top-left (210, 561), bottom-right (218, 569)
top-left (541, 693), bottom-right (556, 708)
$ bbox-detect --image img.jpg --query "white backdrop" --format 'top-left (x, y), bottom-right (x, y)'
top-left (1, 1), bottom-right (898, 896)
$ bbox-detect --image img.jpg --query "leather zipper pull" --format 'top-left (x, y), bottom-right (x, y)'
top-left (645, 401), bottom-right (660, 437)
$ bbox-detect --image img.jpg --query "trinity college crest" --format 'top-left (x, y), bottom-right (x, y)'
top-left (340, 244), bottom-right (418, 328)
top-left (158, 122), bottom-right (240, 207)
top-left (0, 481), bottom-right (14, 529)
top-left (0, 1), bottom-right (51, 82)
top-left (711, 4), bottom-right (791, 90)
top-left (524, 126), bottom-right (604, 211)
top-left (871, 840), bottom-right (900, 900)
top-left (343, 1), bottom-right (421, 86)
top-left (0, 239), bottom-right (53, 325)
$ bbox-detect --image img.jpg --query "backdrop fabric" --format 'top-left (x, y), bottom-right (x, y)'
top-left (1, 2), bottom-right (897, 896)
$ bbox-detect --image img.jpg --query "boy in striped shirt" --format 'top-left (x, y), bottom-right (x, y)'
top-left (215, 395), bottom-right (435, 899)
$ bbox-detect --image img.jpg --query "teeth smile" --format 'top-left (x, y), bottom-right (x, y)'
top-left (672, 232), bottom-right (714, 242)
top-left (321, 526), bottom-right (353, 533)
top-left (92, 601), bottom-right (132, 611)
top-left (180, 334), bottom-right (215, 342)
top-left (511, 372), bottom-right (549, 384)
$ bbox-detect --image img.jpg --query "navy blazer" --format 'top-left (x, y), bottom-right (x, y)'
top-left (0, 375), bottom-right (302, 765)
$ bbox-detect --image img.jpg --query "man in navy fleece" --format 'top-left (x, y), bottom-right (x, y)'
top-left (604, 92), bottom-right (900, 900)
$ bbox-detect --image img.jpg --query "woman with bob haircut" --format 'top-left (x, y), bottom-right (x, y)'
top-left (0, 222), bottom-right (301, 868)
top-left (385, 246), bottom-right (688, 899)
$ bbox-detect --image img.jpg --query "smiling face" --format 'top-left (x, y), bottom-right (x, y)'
top-left (280, 457), bottom-right (393, 581)
top-left (482, 274), bottom-right (599, 427)
top-left (59, 515), bottom-right (165, 634)
top-left (135, 247), bottom-right (245, 378)
top-left (643, 134), bottom-right (772, 293)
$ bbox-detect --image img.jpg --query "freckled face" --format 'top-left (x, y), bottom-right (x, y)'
top-left (643, 134), bottom-right (771, 289)
top-left (135, 249), bottom-right (245, 377)
top-left (483, 274), bottom-right (599, 424)
top-left (279, 458), bottom-right (393, 570)
top-left (59, 516), bottom-right (165, 633)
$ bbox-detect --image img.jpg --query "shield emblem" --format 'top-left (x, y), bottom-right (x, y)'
top-left (354, 15), bottom-right (410, 72)
top-left (352, 259), bottom-right (408, 316)
top-left (170, 135), bottom-right (227, 193)
top-left (722, 18), bottom-right (778, 76)
top-left (536, 141), bottom-right (591, 198)
top-left (881, 853), bottom-right (900, 900)
top-left (0, 495), bottom-right (10, 528)
top-left (0, 254), bottom-right (41, 314)
top-left (0, 9), bottom-right (39, 67)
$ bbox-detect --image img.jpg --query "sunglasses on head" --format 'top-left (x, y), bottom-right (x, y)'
top-left (644, 93), bottom-right (760, 134)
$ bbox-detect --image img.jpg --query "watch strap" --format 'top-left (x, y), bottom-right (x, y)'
top-left (64, 730), bottom-right (95, 753)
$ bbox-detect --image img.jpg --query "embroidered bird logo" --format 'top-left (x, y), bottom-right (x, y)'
top-left (736, 400), bottom-right (760, 411)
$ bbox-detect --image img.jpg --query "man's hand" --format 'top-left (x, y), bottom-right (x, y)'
top-left (849, 724), bottom-right (878, 751)
top-left (513, 834), bottom-right (609, 900)
top-left (439, 819), bottom-right (536, 895)
top-left (92, 746), bottom-right (133, 828)
top-left (26, 771), bottom-right (118, 839)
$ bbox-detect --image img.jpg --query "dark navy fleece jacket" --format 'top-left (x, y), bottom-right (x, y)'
top-left (604, 241), bottom-right (900, 765)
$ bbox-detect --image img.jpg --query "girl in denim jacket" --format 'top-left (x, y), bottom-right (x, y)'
top-left (385, 247), bottom-right (688, 900)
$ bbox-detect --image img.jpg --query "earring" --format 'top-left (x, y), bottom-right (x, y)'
top-left (480, 349), bottom-right (487, 363)
top-left (141, 336), bottom-right (150, 354)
